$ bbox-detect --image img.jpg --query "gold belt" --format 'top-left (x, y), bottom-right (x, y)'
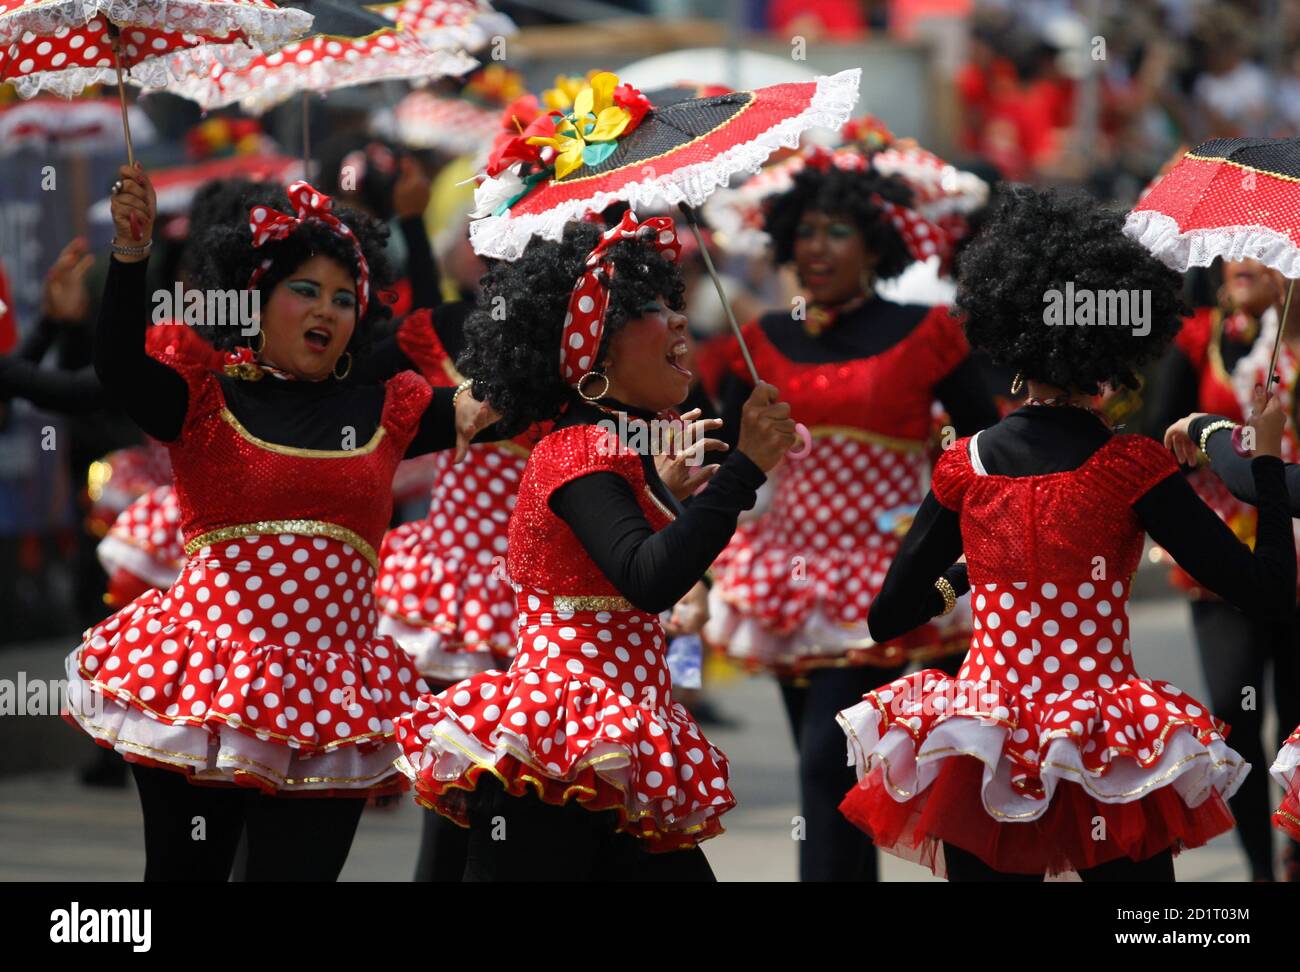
top-left (807, 425), bottom-right (928, 452)
top-left (550, 594), bottom-right (635, 613)
top-left (184, 519), bottom-right (378, 569)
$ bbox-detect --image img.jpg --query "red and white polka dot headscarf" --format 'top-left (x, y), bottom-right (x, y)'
top-left (561, 210), bottom-right (681, 387)
top-left (247, 181), bottom-right (371, 319)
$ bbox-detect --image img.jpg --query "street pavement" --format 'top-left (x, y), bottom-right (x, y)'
top-left (0, 595), bottom-right (1286, 881)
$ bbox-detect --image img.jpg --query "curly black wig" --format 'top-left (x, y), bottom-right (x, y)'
top-left (188, 192), bottom-right (395, 355)
top-left (764, 166), bottom-right (917, 279)
top-left (456, 220), bottom-right (687, 436)
top-left (178, 178), bottom-right (290, 282)
top-left (954, 185), bottom-right (1185, 394)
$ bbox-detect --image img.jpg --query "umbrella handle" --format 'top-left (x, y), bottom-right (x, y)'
top-left (1268, 276), bottom-right (1300, 387)
top-left (790, 422), bottom-right (812, 458)
top-left (676, 203), bottom-right (811, 463)
top-left (677, 203), bottom-right (760, 385)
top-left (107, 23), bottom-right (135, 168)
top-left (1267, 278), bottom-right (1297, 389)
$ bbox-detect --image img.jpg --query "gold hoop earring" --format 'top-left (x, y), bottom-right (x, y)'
top-left (333, 352), bottom-right (353, 381)
top-left (577, 371), bottom-right (610, 402)
top-left (1010, 372), bottom-right (1024, 395)
top-left (251, 330), bottom-right (266, 356)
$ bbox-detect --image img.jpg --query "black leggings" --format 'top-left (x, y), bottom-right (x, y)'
top-left (414, 807), bottom-right (471, 881)
top-left (778, 662), bottom-right (906, 882)
top-left (131, 763), bottom-right (366, 881)
top-left (1190, 600), bottom-right (1300, 881)
top-left (944, 841), bottom-right (1176, 882)
top-left (462, 775), bottom-right (716, 881)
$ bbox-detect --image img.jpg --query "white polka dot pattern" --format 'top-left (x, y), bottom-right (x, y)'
top-left (87, 442), bottom-right (172, 532)
top-left (854, 579), bottom-right (1233, 801)
top-left (560, 211), bottom-right (680, 386)
top-left (394, 588), bottom-right (734, 849)
top-left (376, 447), bottom-right (522, 679)
top-left (73, 534), bottom-right (428, 762)
top-left (713, 435), bottom-right (960, 668)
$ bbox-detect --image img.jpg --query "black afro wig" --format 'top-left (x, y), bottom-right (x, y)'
top-left (764, 165), bottom-right (917, 280)
top-left (954, 185), bottom-right (1186, 394)
top-left (456, 219), bottom-right (686, 436)
top-left (189, 191), bottom-right (395, 355)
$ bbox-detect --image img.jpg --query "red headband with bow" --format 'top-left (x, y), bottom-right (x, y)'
top-left (247, 181), bottom-right (371, 319)
top-left (561, 210), bottom-right (682, 388)
top-left (802, 147), bottom-right (951, 267)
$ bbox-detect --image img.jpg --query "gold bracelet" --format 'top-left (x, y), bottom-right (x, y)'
top-left (1197, 419), bottom-right (1238, 461)
top-left (450, 378), bottom-right (474, 410)
top-left (934, 576), bottom-right (957, 616)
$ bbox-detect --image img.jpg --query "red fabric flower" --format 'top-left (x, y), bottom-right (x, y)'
top-left (486, 102), bottom-right (556, 176)
top-left (613, 83), bottom-right (651, 132)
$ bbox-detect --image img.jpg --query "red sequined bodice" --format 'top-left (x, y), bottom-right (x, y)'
top-left (508, 424), bottom-right (674, 596)
top-left (721, 305), bottom-right (969, 437)
top-left (933, 432), bottom-right (1179, 588)
top-left (157, 349), bottom-right (432, 553)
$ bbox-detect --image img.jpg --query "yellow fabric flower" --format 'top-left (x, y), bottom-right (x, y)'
top-left (529, 72), bottom-right (632, 179)
top-left (541, 73), bottom-right (586, 113)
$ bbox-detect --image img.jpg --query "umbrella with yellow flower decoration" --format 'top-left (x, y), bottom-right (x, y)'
top-left (472, 69), bottom-right (862, 457)
top-left (467, 67), bottom-right (861, 262)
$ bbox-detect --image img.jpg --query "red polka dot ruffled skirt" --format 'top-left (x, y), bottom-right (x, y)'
top-left (65, 533), bottom-right (429, 795)
top-left (375, 449), bottom-right (520, 683)
top-left (706, 436), bottom-right (970, 672)
top-left (836, 581), bottom-right (1246, 876)
top-left (97, 485), bottom-right (184, 608)
top-left (1273, 728), bottom-right (1300, 841)
top-left (394, 590), bottom-right (735, 851)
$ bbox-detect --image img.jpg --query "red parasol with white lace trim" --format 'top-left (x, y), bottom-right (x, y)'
top-left (0, 0), bottom-right (312, 162)
top-left (1125, 137), bottom-right (1300, 388)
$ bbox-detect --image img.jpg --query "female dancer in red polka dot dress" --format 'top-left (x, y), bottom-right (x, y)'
top-left (702, 162), bottom-right (999, 881)
top-left (395, 212), bottom-right (799, 879)
top-left (371, 304), bottom-right (540, 881)
top-left (374, 308), bottom-right (537, 683)
top-left (840, 187), bottom-right (1297, 881)
top-left (65, 165), bottom-right (496, 881)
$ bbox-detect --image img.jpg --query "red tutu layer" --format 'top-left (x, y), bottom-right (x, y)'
top-left (841, 755), bottom-right (1235, 876)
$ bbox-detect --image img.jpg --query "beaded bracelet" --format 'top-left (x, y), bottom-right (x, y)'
top-left (1197, 419), bottom-right (1239, 461)
top-left (110, 239), bottom-right (152, 257)
top-left (934, 576), bottom-right (957, 616)
top-left (450, 378), bottom-right (474, 410)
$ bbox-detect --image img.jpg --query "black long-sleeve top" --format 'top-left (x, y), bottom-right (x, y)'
top-left (548, 398), bottom-right (766, 614)
top-left (93, 257), bottom-right (458, 456)
top-left (1191, 413), bottom-right (1300, 514)
top-left (0, 356), bottom-right (104, 412)
top-left (397, 215), bottom-right (442, 313)
top-left (869, 405), bottom-right (1297, 643)
top-left (716, 300), bottom-right (999, 447)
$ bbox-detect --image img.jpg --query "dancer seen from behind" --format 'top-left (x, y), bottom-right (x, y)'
top-left (840, 187), bottom-right (1296, 881)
